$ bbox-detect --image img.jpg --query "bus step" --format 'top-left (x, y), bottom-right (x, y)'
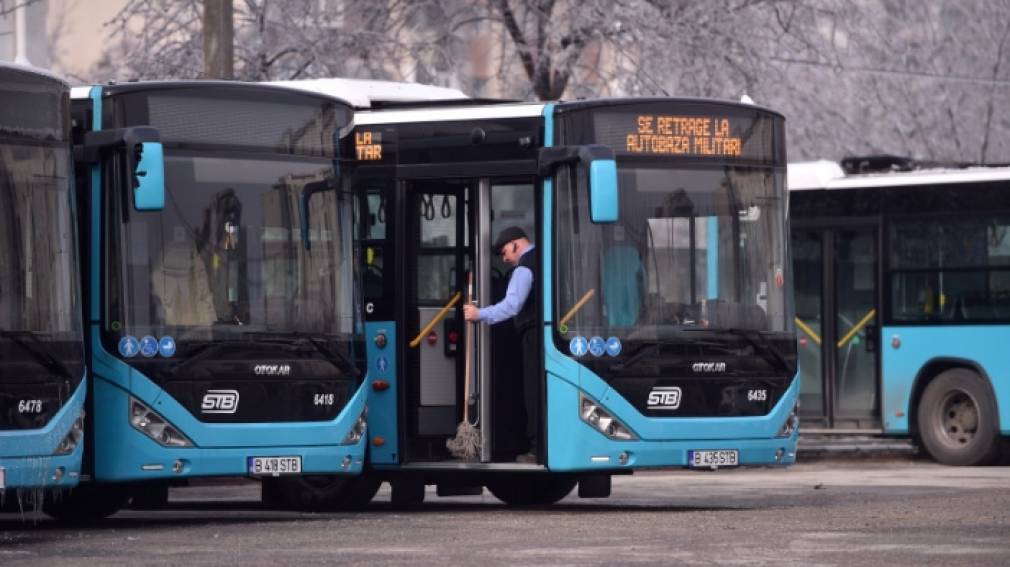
top-left (578, 474), bottom-right (611, 498)
top-left (436, 483), bottom-right (483, 497)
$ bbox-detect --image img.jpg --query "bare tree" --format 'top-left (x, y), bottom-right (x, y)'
top-left (761, 0), bottom-right (1010, 163)
top-left (0, 0), bottom-right (39, 16)
top-left (94, 0), bottom-right (1010, 164)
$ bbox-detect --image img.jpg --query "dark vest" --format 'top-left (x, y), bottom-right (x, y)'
top-left (513, 247), bottom-right (538, 334)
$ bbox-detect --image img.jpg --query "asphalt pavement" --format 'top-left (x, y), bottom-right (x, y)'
top-left (2, 459), bottom-right (1009, 566)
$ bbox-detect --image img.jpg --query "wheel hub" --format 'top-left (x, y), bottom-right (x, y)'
top-left (938, 391), bottom-right (979, 447)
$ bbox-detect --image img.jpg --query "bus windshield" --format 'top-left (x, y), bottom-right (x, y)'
top-left (555, 164), bottom-right (793, 342)
top-left (104, 151), bottom-right (360, 360)
top-left (0, 142), bottom-right (84, 385)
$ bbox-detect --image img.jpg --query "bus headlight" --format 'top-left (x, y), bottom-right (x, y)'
top-left (580, 394), bottom-right (638, 441)
top-left (53, 410), bottom-right (85, 455)
top-left (776, 402), bottom-right (799, 438)
top-left (130, 397), bottom-right (194, 447)
top-left (342, 405), bottom-right (367, 445)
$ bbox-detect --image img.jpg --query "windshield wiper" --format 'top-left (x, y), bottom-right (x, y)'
top-left (610, 335), bottom-right (737, 371)
top-left (168, 337), bottom-right (300, 376)
top-left (241, 331), bottom-right (360, 378)
top-left (712, 328), bottom-right (791, 372)
top-left (611, 342), bottom-right (660, 371)
top-left (0, 330), bottom-right (77, 382)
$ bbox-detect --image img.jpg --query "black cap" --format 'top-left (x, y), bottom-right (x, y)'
top-left (492, 226), bottom-right (528, 253)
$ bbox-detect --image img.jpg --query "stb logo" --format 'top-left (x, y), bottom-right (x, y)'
top-left (691, 362), bottom-right (727, 373)
top-left (647, 386), bottom-right (682, 410)
top-left (201, 390), bottom-right (240, 414)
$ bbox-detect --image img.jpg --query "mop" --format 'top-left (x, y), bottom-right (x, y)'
top-left (446, 272), bottom-right (480, 460)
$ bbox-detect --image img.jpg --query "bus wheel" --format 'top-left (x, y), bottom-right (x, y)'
top-left (487, 474), bottom-right (576, 506)
top-left (261, 474), bottom-right (380, 511)
top-left (389, 479), bottom-right (425, 507)
top-left (129, 482), bottom-right (170, 510)
top-left (43, 485), bottom-right (130, 522)
top-left (917, 368), bottom-right (1001, 466)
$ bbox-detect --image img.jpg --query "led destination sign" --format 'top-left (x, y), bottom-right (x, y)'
top-left (355, 130), bottom-right (382, 160)
top-left (627, 115), bottom-right (741, 157)
top-left (590, 108), bottom-right (781, 164)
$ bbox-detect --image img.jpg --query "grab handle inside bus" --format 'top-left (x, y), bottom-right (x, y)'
top-left (539, 144), bottom-right (618, 223)
top-left (410, 292), bottom-right (462, 348)
top-left (558, 288), bottom-right (596, 334)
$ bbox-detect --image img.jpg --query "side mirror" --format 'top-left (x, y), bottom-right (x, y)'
top-left (131, 142), bottom-right (165, 211)
top-left (588, 158), bottom-right (618, 223)
top-left (81, 126), bottom-right (165, 212)
top-left (300, 180), bottom-right (331, 251)
top-left (538, 144), bottom-right (619, 224)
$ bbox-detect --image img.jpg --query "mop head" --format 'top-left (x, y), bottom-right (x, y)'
top-left (446, 421), bottom-right (480, 460)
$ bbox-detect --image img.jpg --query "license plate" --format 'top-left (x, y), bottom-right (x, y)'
top-left (247, 456), bottom-right (302, 476)
top-left (688, 449), bottom-right (739, 468)
top-left (0, 467), bottom-right (5, 490)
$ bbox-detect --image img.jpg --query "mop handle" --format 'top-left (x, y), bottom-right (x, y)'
top-left (463, 272), bottom-right (474, 422)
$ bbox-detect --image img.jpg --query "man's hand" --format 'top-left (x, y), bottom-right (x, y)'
top-left (463, 303), bottom-right (480, 322)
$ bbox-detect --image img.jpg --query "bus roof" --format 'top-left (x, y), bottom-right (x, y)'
top-left (354, 96), bottom-right (783, 126)
top-left (69, 80), bottom-right (356, 109)
top-left (356, 101), bottom-right (546, 125)
top-left (268, 78), bottom-right (468, 108)
top-left (0, 61), bottom-right (69, 87)
top-left (789, 159), bottom-right (1010, 191)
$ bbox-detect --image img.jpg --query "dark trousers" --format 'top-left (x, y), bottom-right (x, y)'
top-left (520, 327), bottom-right (539, 454)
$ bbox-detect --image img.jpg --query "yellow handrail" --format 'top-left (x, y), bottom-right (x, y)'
top-left (409, 292), bottom-right (462, 348)
top-left (558, 289), bottom-right (596, 332)
top-left (836, 309), bottom-right (876, 349)
top-left (793, 317), bottom-right (822, 346)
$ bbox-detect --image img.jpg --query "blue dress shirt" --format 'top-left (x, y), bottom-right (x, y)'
top-left (478, 245), bottom-right (535, 324)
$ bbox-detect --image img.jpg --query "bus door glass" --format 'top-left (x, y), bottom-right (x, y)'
top-left (485, 179), bottom-right (536, 461)
top-left (405, 180), bottom-right (471, 460)
top-left (791, 225), bottom-right (880, 428)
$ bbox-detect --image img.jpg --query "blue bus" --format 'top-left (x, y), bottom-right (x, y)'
top-left (0, 65), bottom-right (86, 506)
top-left (42, 81), bottom-right (369, 519)
top-left (790, 157), bottom-right (1010, 465)
top-left (341, 98), bottom-right (798, 505)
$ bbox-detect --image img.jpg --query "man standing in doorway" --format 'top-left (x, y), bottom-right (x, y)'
top-left (463, 226), bottom-right (538, 464)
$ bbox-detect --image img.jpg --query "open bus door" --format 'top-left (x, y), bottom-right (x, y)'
top-left (397, 177), bottom-right (539, 466)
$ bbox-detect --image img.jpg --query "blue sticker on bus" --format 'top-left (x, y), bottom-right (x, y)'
top-left (376, 355), bottom-right (389, 373)
top-left (569, 336), bottom-right (588, 357)
top-left (605, 336), bottom-right (622, 357)
top-left (139, 335), bottom-right (159, 358)
top-left (118, 336), bottom-right (139, 358)
top-left (159, 336), bottom-right (177, 358)
top-left (588, 336), bottom-right (605, 357)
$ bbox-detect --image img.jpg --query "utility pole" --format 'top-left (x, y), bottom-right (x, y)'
top-left (14, 1), bottom-right (30, 66)
top-left (203, 0), bottom-right (234, 79)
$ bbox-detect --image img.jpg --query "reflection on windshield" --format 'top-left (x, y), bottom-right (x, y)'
top-left (0, 143), bottom-right (80, 336)
top-left (555, 165), bottom-right (792, 342)
top-left (106, 154), bottom-right (358, 344)
top-left (0, 142), bottom-right (84, 380)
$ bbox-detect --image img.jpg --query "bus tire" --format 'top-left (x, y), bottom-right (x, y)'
top-left (917, 368), bottom-right (1001, 466)
top-left (129, 482), bottom-right (170, 510)
top-left (486, 474), bottom-right (576, 506)
top-left (261, 474), bottom-right (381, 511)
top-left (389, 479), bottom-right (425, 507)
top-left (43, 484), bottom-right (130, 522)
